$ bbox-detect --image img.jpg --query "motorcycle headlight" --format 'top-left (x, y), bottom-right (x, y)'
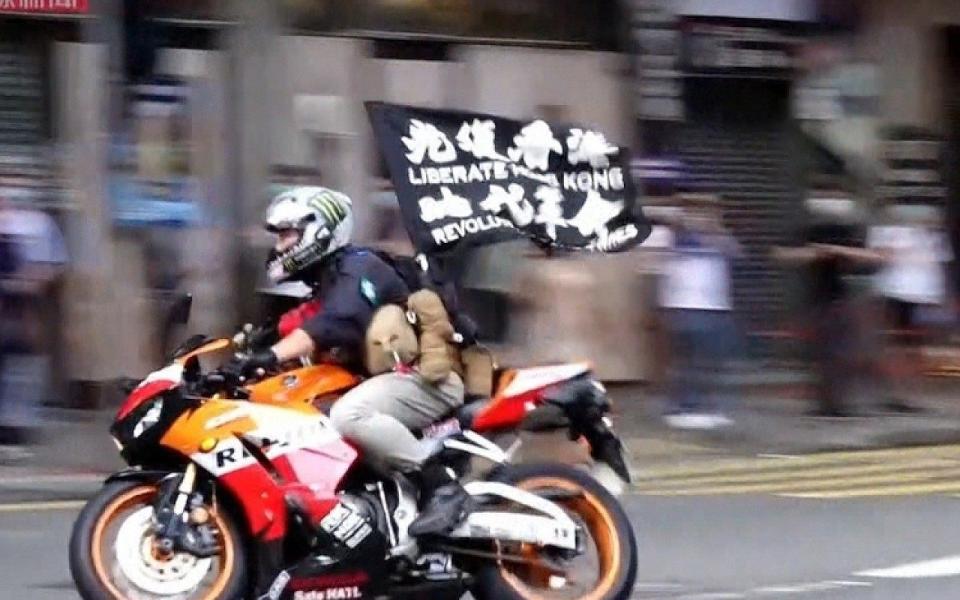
top-left (132, 399), bottom-right (164, 438)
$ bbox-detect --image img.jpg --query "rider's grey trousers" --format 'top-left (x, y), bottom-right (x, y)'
top-left (330, 371), bottom-right (464, 474)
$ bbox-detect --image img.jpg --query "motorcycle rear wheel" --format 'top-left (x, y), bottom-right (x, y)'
top-left (69, 480), bottom-right (247, 600)
top-left (472, 463), bottom-right (637, 600)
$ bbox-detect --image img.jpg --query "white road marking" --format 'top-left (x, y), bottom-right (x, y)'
top-left (632, 582), bottom-right (685, 592)
top-left (633, 578), bottom-right (875, 599)
top-left (675, 594), bottom-right (745, 600)
top-left (0, 500), bottom-right (86, 513)
top-left (856, 555), bottom-right (960, 579)
top-left (824, 580), bottom-right (874, 587)
top-left (748, 579), bottom-right (874, 596)
top-left (752, 585), bottom-right (816, 595)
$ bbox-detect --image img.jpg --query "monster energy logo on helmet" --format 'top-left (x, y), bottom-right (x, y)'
top-left (308, 191), bottom-right (349, 226)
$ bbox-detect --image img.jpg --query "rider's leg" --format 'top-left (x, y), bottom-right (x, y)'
top-left (331, 371), bottom-right (463, 470)
top-left (330, 371), bottom-right (469, 536)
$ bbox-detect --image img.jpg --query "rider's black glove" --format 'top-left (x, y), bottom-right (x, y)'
top-left (247, 326), bottom-right (279, 351)
top-left (223, 349), bottom-right (279, 381)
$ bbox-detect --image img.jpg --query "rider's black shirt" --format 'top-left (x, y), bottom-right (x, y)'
top-left (300, 246), bottom-right (409, 373)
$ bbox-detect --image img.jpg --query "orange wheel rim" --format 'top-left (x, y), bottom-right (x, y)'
top-left (89, 485), bottom-right (236, 600)
top-left (498, 477), bottom-right (621, 600)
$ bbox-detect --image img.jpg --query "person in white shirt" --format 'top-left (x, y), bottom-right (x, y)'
top-left (658, 195), bottom-right (740, 430)
top-left (867, 204), bottom-right (952, 412)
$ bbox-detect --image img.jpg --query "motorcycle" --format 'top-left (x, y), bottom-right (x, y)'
top-left (237, 283), bottom-right (633, 493)
top-left (69, 334), bottom-right (637, 599)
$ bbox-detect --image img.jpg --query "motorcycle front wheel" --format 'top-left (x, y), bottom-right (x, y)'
top-left (472, 463), bottom-right (637, 600)
top-left (69, 480), bottom-right (247, 600)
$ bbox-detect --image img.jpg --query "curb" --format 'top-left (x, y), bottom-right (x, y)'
top-left (0, 472), bottom-right (104, 504)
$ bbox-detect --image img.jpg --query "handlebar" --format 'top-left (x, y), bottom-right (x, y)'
top-left (232, 322), bottom-right (278, 354)
top-left (193, 369), bottom-right (251, 400)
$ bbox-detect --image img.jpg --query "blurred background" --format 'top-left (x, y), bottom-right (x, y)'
top-left (8, 4), bottom-right (960, 598)
top-left (1, 0), bottom-right (960, 455)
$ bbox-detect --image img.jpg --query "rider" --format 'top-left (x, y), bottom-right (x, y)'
top-left (231, 186), bottom-right (469, 536)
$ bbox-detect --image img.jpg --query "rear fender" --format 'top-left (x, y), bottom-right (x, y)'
top-left (536, 379), bottom-right (632, 485)
top-left (518, 378), bottom-right (606, 435)
top-left (542, 378), bottom-right (610, 417)
top-left (472, 363), bottom-right (592, 431)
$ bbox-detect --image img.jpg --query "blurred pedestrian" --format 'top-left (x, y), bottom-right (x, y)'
top-left (0, 188), bottom-right (67, 459)
top-left (867, 204), bottom-right (952, 412)
top-left (659, 194), bottom-right (740, 429)
top-left (143, 229), bottom-right (188, 363)
top-left (774, 192), bottom-right (881, 417)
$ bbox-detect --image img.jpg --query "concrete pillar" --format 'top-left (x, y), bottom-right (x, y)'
top-left (277, 36), bottom-right (370, 240)
top-left (54, 41), bottom-right (110, 382)
top-left (156, 48), bottom-right (235, 337)
top-left (227, 0), bottom-right (281, 321)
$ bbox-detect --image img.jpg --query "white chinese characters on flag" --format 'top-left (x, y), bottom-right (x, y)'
top-left (367, 102), bottom-right (650, 255)
top-left (0, 0), bottom-right (88, 12)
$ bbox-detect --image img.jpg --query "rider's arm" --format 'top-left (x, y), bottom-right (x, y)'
top-left (296, 270), bottom-right (374, 358)
top-left (239, 307), bottom-right (358, 374)
top-left (271, 252), bottom-right (409, 364)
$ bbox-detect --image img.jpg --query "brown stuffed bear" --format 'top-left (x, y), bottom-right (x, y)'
top-left (364, 289), bottom-right (458, 383)
top-left (364, 289), bottom-right (495, 393)
top-left (363, 304), bottom-right (419, 377)
top-left (406, 289), bottom-right (459, 383)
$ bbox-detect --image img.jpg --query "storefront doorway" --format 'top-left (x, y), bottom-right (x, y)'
top-left (680, 74), bottom-right (799, 360)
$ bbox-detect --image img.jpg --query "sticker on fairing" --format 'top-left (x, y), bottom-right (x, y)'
top-left (319, 502), bottom-right (372, 548)
top-left (292, 587), bottom-right (363, 600)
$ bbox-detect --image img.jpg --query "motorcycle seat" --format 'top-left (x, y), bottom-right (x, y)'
top-left (443, 397), bottom-right (489, 429)
top-left (415, 397), bottom-right (489, 440)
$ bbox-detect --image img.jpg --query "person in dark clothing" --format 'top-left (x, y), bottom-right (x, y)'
top-left (230, 186), bottom-right (468, 537)
top-left (774, 195), bottom-right (881, 416)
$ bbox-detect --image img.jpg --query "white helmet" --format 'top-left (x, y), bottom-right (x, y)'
top-left (264, 186), bottom-right (354, 282)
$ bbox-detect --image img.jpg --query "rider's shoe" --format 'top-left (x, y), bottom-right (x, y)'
top-left (408, 463), bottom-right (471, 537)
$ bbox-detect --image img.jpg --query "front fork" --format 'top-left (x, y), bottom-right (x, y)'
top-left (152, 463), bottom-right (220, 558)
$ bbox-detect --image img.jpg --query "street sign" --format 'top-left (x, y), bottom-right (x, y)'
top-left (0, 0), bottom-right (89, 13)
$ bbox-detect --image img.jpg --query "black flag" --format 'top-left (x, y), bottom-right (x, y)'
top-left (367, 102), bottom-right (650, 255)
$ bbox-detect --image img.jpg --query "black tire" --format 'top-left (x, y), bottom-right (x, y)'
top-left (472, 463), bottom-right (637, 600)
top-left (69, 480), bottom-right (248, 600)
